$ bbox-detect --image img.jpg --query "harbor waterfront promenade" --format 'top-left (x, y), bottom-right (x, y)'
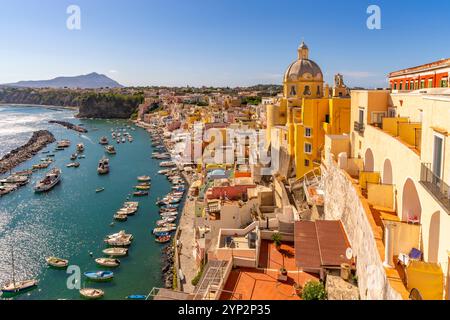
top-left (0, 105), bottom-right (174, 300)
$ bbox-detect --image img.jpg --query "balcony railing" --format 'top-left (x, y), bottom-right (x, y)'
top-left (354, 121), bottom-right (365, 134)
top-left (419, 163), bottom-right (450, 213)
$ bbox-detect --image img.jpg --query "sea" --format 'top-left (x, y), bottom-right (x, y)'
top-left (0, 104), bottom-right (172, 300)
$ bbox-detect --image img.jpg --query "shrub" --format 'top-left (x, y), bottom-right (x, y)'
top-left (301, 281), bottom-right (327, 300)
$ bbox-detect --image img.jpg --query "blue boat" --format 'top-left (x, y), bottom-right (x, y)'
top-left (84, 271), bottom-right (114, 282)
top-left (153, 231), bottom-right (170, 237)
top-left (126, 294), bottom-right (147, 300)
top-left (161, 204), bottom-right (179, 209)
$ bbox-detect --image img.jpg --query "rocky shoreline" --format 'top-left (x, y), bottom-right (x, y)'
top-left (161, 244), bottom-right (175, 289)
top-left (49, 120), bottom-right (88, 133)
top-left (0, 130), bottom-right (56, 175)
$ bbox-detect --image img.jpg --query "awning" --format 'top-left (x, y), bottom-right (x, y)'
top-left (294, 220), bottom-right (352, 271)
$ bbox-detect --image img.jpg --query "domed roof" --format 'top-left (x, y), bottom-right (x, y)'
top-left (284, 41), bottom-right (323, 82)
top-left (284, 59), bottom-right (323, 82)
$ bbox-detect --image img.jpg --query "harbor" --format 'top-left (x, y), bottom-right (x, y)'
top-left (0, 105), bottom-right (184, 300)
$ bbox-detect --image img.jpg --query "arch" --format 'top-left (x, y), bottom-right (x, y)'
top-left (401, 178), bottom-right (422, 223)
top-left (427, 211), bottom-right (440, 263)
top-left (382, 159), bottom-right (393, 184)
top-left (364, 148), bottom-right (374, 172)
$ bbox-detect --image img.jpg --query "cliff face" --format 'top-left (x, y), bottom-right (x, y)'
top-left (0, 88), bottom-right (84, 107)
top-left (76, 93), bottom-right (143, 119)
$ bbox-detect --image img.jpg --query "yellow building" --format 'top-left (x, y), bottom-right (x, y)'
top-left (326, 85), bottom-right (450, 299)
top-left (266, 41), bottom-right (351, 178)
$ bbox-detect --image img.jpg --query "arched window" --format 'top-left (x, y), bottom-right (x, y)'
top-left (303, 85), bottom-right (311, 96)
top-left (290, 86), bottom-right (296, 96)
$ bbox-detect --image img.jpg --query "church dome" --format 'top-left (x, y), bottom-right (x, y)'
top-left (284, 42), bottom-right (323, 82)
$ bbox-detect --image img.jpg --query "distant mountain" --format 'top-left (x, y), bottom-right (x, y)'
top-left (2, 72), bottom-right (123, 89)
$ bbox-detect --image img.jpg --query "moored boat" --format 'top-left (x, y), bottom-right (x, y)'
top-left (113, 214), bottom-right (128, 221)
top-left (95, 258), bottom-right (120, 268)
top-left (155, 235), bottom-right (171, 244)
top-left (76, 143), bottom-right (85, 152)
top-left (99, 136), bottom-right (109, 145)
top-left (137, 175), bottom-right (151, 182)
top-left (96, 187), bottom-right (105, 193)
top-left (84, 271), bottom-right (114, 282)
top-left (1, 279), bottom-right (38, 295)
top-left (66, 162), bottom-right (80, 168)
top-left (133, 191), bottom-right (148, 197)
top-left (46, 257), bottom-right (69, 268)
top-left (34, 168), bottom-right (61, 193)
top-left (97, 157), bottom-right (110, 175)
top-left (80, 288), bottom-right (104, 300)
top-left (105, 145), bottom-right (116, 155)
top-left (102, 247), bottom-right (128, 257)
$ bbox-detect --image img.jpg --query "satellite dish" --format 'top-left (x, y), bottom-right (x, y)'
top-left (345, 248), bottom-right (353, 260)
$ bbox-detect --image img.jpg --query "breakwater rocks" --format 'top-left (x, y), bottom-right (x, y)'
top-left (162, 244), bottom-right (175, 289)
top-left (49, 120), bottom-right (88, 133)
top-left (0, 130), bottom-right (55, 174)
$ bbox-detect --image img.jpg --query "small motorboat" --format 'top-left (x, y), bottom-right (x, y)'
top-left (135, 185), bottom-right (150, 190)
top-left (46, 257), bottom-right (69, 269)
top-left (34, 168), bottom-right (61, 193)
top-left (80, 288), bottom-right (104, 300)
top-left (95, 258), bottom-right (120, 268)
top-left (105, 145), bottom-right (117, 155)
top-left (96, 187), bottom-right (105, 193)
top-left (97, 157), bottom-right (110, 175)
top-left (105, 238), bottom-right (132, 247)
top-left (105, 230), bottom-right (133, 240)
top-left (133, 191), bottom-right (148, 197)
top-left (99, 136), bottom-right (109, 145)
top-left (155, 235), bottom-right (171, 244)
top-left (84, 271), bottom-right (114, 282)
top-left (113, 214), bottom-right (128, 221)
top-left (126, 294), bottom-right (147, 300)
top-left (66, 162), bottom-right (80, 168)
top-left (137, 176), bottom-right (151, 182)
top-left (102, 248), bottom-right (128, 257)
top-left (70, 153), bottom-right (78, 161)
top-left (76, 143), bottom-right (85, 153)
top-left (153, 226), bottom-right (176, 234)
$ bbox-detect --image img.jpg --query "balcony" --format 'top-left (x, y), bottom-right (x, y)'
top-left (419, 163), bottom-right (450, 214)
top-left (354, 121), bottom-right (365, 135)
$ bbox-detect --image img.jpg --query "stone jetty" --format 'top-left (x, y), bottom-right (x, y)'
top-left (0, 130), bottom-right (56, 174)
top-left (49, 120), bottom-right (88, 133)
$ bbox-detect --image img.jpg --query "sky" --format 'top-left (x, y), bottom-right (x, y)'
top-left (0, 0), bottom-right (449, 88)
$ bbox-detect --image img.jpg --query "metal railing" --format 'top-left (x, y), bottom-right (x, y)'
top-left (354, 121), bottom-right (365, 134)
top-left (419, 163), bottom-right (450, 213)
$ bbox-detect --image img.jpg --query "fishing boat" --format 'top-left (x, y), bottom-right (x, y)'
top-left (66, 162), bottom-right (80, 168)
top-left (126, 294), bottom-right (147, 300)
top-left (156, 217), bottom-right (176, 226)
top-left (155, 235), bottom-right (171, 244)
top-left (153, 226), bottom-right (176, 234)
top-left (105, 145), bottom-right (116, 155)
top-left (102, 248), bottom-right (128, 257)
top-left (13, 169), bottom-right (33, 176)
top-left (0, 185), bottom-right (18, 196)
top-left (159, 207), bottom-right (178, 213)
top-left (137, 175), bottom-right (151, 182)
top-left (46, 257), bottom-right (69, 269)
top-left (160, 204), bottom-right (179, 210)
top-left (160, 161), bottom-right (176, 167)
top-left (113, 214), bottom-right (128, 221)
top-left (97, 157), bottom-right (110, 175)
top-left (117, 207), bottom-right (137, 216)
top-left (95, 258), bottom-right (120, 268)
top-left (0, 174), bottom-right (29, 186)
top-left (80, 288), bottom-right (104, 300)
top-left (34, 168), bottom-right (61, 193)
top-left (105, 230), bottom-right (133, 241)
top-left (99, 136), bottom-right (109, 145)
top-left (96, 187), bottom-right (105, 193)
top-left (160, 213), bottom-right (178, 219)
top-left (105, 238), bottom-right (131, 247)
top-left (76, 143), bottom-right (85, 152)
top-left (133, 191), bottom-right (148, 197)
top-left (84, 271), bottom-right (114, 282)
top-left (1, 247), bottom-right (38, 296)
top-left (135, 185), bottom-right (150, 191)
top-left (57, 140), bottom-right (71, 148)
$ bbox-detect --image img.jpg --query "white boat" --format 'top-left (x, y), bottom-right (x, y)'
top-left (76, 143), bottom-right (85, 152)
top-left (158, 169), bottom-right (169, 175)
top-left (46, 257), bottom-right (69, 268)
top-left (160, 161), bottom-right (176, 167)
top-left (137, 175), bottom-right (151, 182)
top-left (105, 230), bottom-right (133, 241)
top-left (99, 136), bottom-right (109, 145)
top-left (105, 145), bottom-right (117, 154)
top-left (80, 288), bottom-right (104, 300)
top-left (105, 238), bottom-right (132, 247)
top-left (34, 168), bottom-right (61, 193)
top-left (95, 258), bottom-right (120, 268)
top-left (102, 248), bottom-right (128, 257)
top-left (97, 157), bottom-right (110, 174)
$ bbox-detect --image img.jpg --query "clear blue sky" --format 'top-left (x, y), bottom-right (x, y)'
top-left (1, 0), bottom-right (449, 88)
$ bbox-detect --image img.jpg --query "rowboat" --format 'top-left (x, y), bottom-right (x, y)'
top-left (126, 294), bottom-right (147, 300)
top-left (46, 257), bottom-right (69, 268)
top-left (135, 185), bottom-right (150, 191)
top-left (137, 175), bottom-right (151, 182)
top-left (96, 187), bottom-right (105, 193)
top-left (84, 271), bottom-right (114, 282)
top-left (133, 191), bottom-right (148, 197)
top-left (95, 258), bottom-right (120, 268)
top-left (80, 288), bottom-right (104, 300)
top-left (155, 235), bottom-right (171, 244)
top-left (66, 162), bottom-right (80, 168)
top-left (1, 280), bottom-right (38, 295)
top-left (102, 248), bottom-right (128, 257)
top-left (113, 214), bottom-right (128, 221)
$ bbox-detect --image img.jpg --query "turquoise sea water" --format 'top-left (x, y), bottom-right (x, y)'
top-left (0, 105), bottom-right (171, 300)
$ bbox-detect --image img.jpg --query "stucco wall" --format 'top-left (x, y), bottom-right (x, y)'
top-left (323, 161), bottom-right (402, 300)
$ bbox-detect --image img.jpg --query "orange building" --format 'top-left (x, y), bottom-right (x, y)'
top-left (389, 58), bottom-right (450, 90)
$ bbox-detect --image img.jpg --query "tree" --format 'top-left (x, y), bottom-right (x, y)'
top-left (301, 281), bottom-right (327, 300)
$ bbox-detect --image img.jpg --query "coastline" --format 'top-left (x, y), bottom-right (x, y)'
top-left (0, 103), bottom-right (79, 110)
top-left (0, 130), bottom-right (55, 175)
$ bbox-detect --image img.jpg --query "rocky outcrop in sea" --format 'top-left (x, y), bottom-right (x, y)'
top-left (49, 120), bottom-right (88, 133)
top-left (0, 130), bottom-right (55, 174)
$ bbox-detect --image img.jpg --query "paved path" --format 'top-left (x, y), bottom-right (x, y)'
top-left (178, 195), bottom-right (198, 293)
